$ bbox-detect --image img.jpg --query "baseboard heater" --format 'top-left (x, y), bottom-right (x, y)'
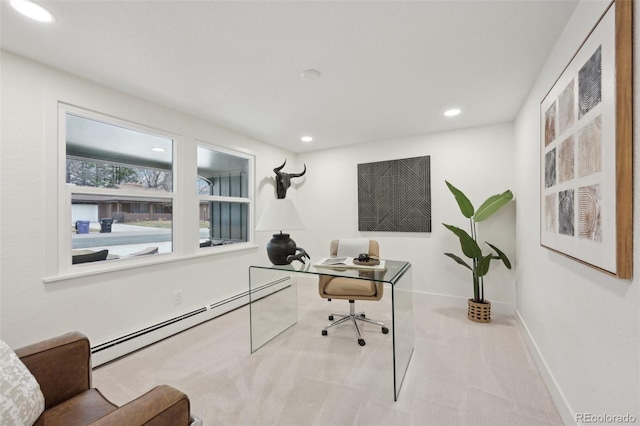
top-left (91, 276), bottom-right (292, 367)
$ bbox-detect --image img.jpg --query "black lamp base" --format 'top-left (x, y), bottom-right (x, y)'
top-left (266, 233), bottom-right (297, 265)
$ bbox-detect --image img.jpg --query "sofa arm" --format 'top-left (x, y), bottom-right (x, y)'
top-left (15, 331), bottom-right (91, 409)
top-left (90, 385), bottom-right (191, 426)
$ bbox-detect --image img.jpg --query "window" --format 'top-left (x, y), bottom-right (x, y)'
top-left (52, 103), bottom-right (256, 278)
top-left (64, 109), bottom-right (175, 266)
top-left (197, 145), bottom-right (252, 248)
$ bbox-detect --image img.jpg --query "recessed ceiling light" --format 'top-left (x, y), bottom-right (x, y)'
top-left (301, 69), bottom-right (321, 80)
top-left (10, 0), bottom-right (55, 22)
top-left (301, 136), bottom-right (313, 142)
top-left (151, 147), bottom-right (166, 152)
top-left (444, 108), bottom-right (461, 117)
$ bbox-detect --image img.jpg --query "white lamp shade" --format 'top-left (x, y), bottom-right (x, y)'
top-left (255, 199), bottom-right (305, 232)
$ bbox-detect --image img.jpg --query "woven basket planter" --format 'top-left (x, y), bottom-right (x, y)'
top-left (468, 299), bottom-right (491, 323)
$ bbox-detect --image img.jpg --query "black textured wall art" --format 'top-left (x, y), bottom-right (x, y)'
top-left (358, 156), bottom-right (431, 232)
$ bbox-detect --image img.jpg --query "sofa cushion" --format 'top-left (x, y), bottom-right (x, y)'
top-left (72, 249), bottom-right (109, 264)
top-left (33, 389), bottom-right (117, 426)
top-left (0, 340), bottom-right (45, 426)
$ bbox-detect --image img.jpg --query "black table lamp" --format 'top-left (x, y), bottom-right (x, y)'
top-left (255, 199), bottom-right (305, 265)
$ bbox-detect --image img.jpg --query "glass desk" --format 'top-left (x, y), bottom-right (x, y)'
top-left (249, 260), bottom-right (414, 401)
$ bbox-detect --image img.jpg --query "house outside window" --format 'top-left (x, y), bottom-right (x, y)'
top-left (64, 108), bottom-right (175, 266)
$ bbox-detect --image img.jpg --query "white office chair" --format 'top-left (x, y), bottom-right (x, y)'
top-left (318, 239), bottom-right (388, 346)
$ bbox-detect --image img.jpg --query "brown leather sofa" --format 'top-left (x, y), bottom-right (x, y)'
top-left (15, 331), bottom-right (194, 426)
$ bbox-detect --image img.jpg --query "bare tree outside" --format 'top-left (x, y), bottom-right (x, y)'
top-left (197, 177), bottom-right (213, 195)
top-left (67, 157), bottom-right (172, 191)
top-left (139, 169), bottom-right (172, 191)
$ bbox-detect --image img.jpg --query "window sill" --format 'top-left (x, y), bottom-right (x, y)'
top-left (43, 242), bottom-right (259, 283)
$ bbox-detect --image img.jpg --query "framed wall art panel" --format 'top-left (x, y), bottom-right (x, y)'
top-left (540, 0), bottom-right (632, 278)
top-left (358, 156), bottom-right (431, 232)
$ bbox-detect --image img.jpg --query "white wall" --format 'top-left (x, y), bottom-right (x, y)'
top-left (297, 123), bottom-right (516, 312)
top-left (0, 51), bottom-right (299, 349)
top-left (514, 1), bottom-right (639, 423)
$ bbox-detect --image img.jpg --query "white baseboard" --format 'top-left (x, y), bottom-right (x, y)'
top-left (515, 310), bottom-right (575, 426)
top-left (91, 294), bottom-right (248, 367)
top-left (413, 290), bottom-right (515, 317)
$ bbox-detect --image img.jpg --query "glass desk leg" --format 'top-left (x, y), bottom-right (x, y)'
top-left (392, 264), bottom-right (414, 401)
top-left (249, 267), bottom-right (298, 353)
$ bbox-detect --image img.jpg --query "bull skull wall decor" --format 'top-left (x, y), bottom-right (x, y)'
top-left (274, 159), bottom-right (306, 199)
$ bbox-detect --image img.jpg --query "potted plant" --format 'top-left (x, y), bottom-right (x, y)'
top-left (443, 181), bottom-right (513, 323)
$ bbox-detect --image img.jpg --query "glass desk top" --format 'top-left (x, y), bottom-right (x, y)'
top-left (249, 259), bottom-right (414, 401)
top-left (248, 259), bottom-right (411, 284)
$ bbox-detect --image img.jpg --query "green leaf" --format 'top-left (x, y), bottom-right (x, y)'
top-left (444, 253), bottom-right (472, 270)
top-left (475, 254), bottom-right (493, 277)
top-left (474, 190), bottom-right (513, 222)
top-left (446, 181), bottom-right (474, 218)
top-left (443, 224), bottom-right (482, 258)
top-left (486, 242), bottom-right (512, 269)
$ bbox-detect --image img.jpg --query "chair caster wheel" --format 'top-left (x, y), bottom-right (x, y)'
top-left (358, 339), bottom-right (366, 346)
top-left (382, 327), bottom-right (389, 334)
top-left (361, 314), bottom-right (366, 318)
top-left (328, 315), bottom-right (334, 320)
top-left (322, 330), bottom-right (328, 336)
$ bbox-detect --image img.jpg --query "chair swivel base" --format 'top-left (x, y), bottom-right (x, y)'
top-left (321, 300), bottom-right (389, 346)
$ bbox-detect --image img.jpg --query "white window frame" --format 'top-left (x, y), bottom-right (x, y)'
top-left (44, 102), bottom-right (258, 282)
top-left (56, 103), bottom-right (180, 277)
top-left (196, 141), bottom-right (255, 251)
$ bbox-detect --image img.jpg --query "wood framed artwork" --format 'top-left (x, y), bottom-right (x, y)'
top-left (540, 0), bottom-right (632, 279)
top-left (358, 156), bottom-right (431, 232)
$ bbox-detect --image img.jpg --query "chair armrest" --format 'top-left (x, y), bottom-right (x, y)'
top-left (90, 385), bottom-right (191, 426)
top-left (318, 274), bottom-right (333, 298)
top-left (15, 331), bottom-right (92, 409)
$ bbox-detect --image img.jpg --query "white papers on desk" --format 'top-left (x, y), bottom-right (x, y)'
top-left (320, 257), bottom-right (350, 265)
top-left (315, 257), bottom-right (386, 271)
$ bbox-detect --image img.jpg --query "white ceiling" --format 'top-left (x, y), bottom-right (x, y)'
top-left (1, 0), bottom-right (578, 153)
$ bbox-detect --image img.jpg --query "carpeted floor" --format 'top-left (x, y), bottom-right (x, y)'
top-left (93, 282), bottom-right (562, 426)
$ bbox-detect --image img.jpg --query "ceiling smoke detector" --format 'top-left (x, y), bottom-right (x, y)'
top-left (301, 69), bottom-right (321, 80)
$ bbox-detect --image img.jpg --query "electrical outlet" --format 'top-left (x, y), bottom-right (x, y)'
top-left (174, 290), bottom-right (183, 305)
